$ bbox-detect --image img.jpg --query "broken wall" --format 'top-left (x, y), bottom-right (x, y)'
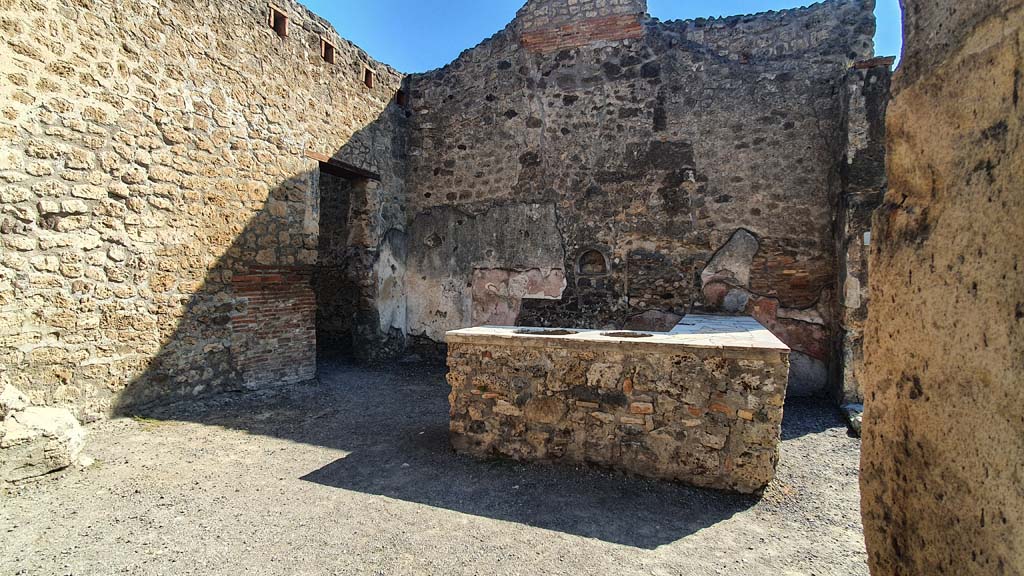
top-left (861, 0), bottom-right (1024, 573)
top-left (834, 59), bottom-right (892, 405)
top-left (0, 0), bottom-right (407, 418)
top-left (406, 0), bottom-right (877, 395)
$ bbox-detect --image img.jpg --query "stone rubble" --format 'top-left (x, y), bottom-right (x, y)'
top-left (1, 385), bottom-right (86, 483)
top-left (842, 403), bottom-right (863, 436)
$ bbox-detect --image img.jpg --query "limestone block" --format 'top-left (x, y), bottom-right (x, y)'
top-left (701, 228), bottom-right (759, 288)
top-left (1, 406), bottom-right (86, 482)
top-left (0, 385), bottom-right (29, 419)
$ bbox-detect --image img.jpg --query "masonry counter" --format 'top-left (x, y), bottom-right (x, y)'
top-left (445, 315), bottom-right (791, 493)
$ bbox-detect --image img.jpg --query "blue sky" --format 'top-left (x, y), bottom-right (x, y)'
top-left (304, 0), bottom-right (903, 73)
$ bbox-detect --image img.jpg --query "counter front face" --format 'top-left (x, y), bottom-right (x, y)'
top-left (445, 315), bottom-right (791, 493)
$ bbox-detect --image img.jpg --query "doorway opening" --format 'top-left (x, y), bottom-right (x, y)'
top-left (313, 159), bottom-right (376, 361)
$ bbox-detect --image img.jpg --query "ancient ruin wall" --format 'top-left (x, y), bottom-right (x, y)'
top-left (515, 0), bottom-right (646, 53)
top-left (0, 0), bottom-right (407, 419)
top-left (834, 60), bottom-right (891, 405)
top-left (447, 331), bottom-right (789, 494)
top-left (405, 0), bottom-right (876, 395)
top-left (861, 1), bottom-right (1024, 574)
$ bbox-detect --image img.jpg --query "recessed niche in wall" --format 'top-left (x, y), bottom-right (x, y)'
top-left (578, 249), bottom-right (608, 276)
top-left (363, 68), bottom-right (374, 89)
top-left (395, 89), bottom-right (408, 107)
top-left (320, 38), bottom-right (336, 64)
top-left (268, 5), bottom-right (288, 38)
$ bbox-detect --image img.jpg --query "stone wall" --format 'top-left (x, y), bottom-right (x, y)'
top-left (446, 322), bottom-right (790, 493)
top-left (406, 0), bottom-right (877, 397)
top-left (2, 0), bottom-right (890, 418)
top-left (834, 58), bottom-right (892, 405)
top-left (515, 0), bottom-right (645, 31)
top-left (0, 0), bottom-right (407, 418)
top-left (861, 1), bottom-right (1024, 574)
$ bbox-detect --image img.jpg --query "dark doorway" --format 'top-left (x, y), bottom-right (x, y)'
top-left (314, 166), bottom-right (359, 360)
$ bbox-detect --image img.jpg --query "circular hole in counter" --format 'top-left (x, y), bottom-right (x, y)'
top-left (513, 328), bottom-right (579, 336)
top-left (601, 331), bottom-right (654, 338)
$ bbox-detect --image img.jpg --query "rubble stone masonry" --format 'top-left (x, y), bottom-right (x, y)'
top-left (0, 0), bottom-right (406, 419)
top-left (446, 321), bottom-right (790, 493)
top-left (407, 0), bottom-right (879, 399)
top-left (1, 0), bottom-right (888, 420)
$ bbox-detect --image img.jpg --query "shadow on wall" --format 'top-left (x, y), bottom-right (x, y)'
top-left (109, 169), bottom-right (316, 414)
top-left (107, 153), bottom-right (845, 546)
top-left (110, 105), bottom-right (406, 416)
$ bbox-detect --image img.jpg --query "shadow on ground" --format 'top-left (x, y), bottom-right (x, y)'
top-left (131, 359), bottom-right (851, 549)
top-left (781, 396), bottom-right (848, 440)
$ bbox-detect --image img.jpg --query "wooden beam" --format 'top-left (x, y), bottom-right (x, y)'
top-left (304, 150), bottom-right (381, 181)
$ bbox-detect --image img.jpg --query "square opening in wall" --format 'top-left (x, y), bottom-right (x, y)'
top-left (321, 38), bottom-right (336, 64)
top-left (364, 68), bottom-right (374, 89)
top-left (269, 5), bottom-right (288, 38)
top-left (396, 89), bottom-right (408, 107)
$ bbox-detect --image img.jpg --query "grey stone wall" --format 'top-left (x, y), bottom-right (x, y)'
top-left (406, 0), bottom-right (877, 398)
top-left (834, 59), bottom-right (892, 405)
top-left (515, 0), bottom-right (645, 32)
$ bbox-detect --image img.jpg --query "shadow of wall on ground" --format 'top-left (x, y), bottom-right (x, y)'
top-left (136, 357), bottom-right (770, 549)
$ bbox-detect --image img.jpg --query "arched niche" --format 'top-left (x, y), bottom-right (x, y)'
top-left (577, 249), bottom-right (609, 276)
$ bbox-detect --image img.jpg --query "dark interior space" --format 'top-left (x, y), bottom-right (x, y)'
top-left (314, 166), bottom-right (358, 360)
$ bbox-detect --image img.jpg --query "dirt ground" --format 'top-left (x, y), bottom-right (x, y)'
top-left (1, 360), bottom-right (868, 576)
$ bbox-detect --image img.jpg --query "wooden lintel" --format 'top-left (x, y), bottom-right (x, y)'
top-left (304, 150), bottom-right (381, 181)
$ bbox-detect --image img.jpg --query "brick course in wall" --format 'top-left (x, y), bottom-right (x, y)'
top-left (231, 267), bottom-right (316, 388)
top-left (519, 13), bottom-right (645, 53)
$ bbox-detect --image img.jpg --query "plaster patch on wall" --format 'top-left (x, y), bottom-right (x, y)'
top-left (701, 228), bottom-right (759, 288)
top-left (844, 275), bottom-right (862, 310)
top-left (788, 351), bottom-right (828, 397)
top-left (405, 275), bottom-right (469, 343)
top-left (471, 268), bottom-right (567, 326)
top-left (406, 203), bottom-right (564, 340)
top-left (375, 229), bottom-right (408, 334)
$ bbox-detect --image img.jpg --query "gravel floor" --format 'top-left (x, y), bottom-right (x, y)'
top-left (1, 360), bottom-right (867, 575)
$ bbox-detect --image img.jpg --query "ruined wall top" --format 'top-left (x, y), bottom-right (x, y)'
top-left (462, 0), bottom-right (874, 61)
top-left (655, 0), bottom-right (876, 65)
top-left (514, 0), bottom-right (648, 52)
top-left (514, 0), bottom-right (647, 31)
